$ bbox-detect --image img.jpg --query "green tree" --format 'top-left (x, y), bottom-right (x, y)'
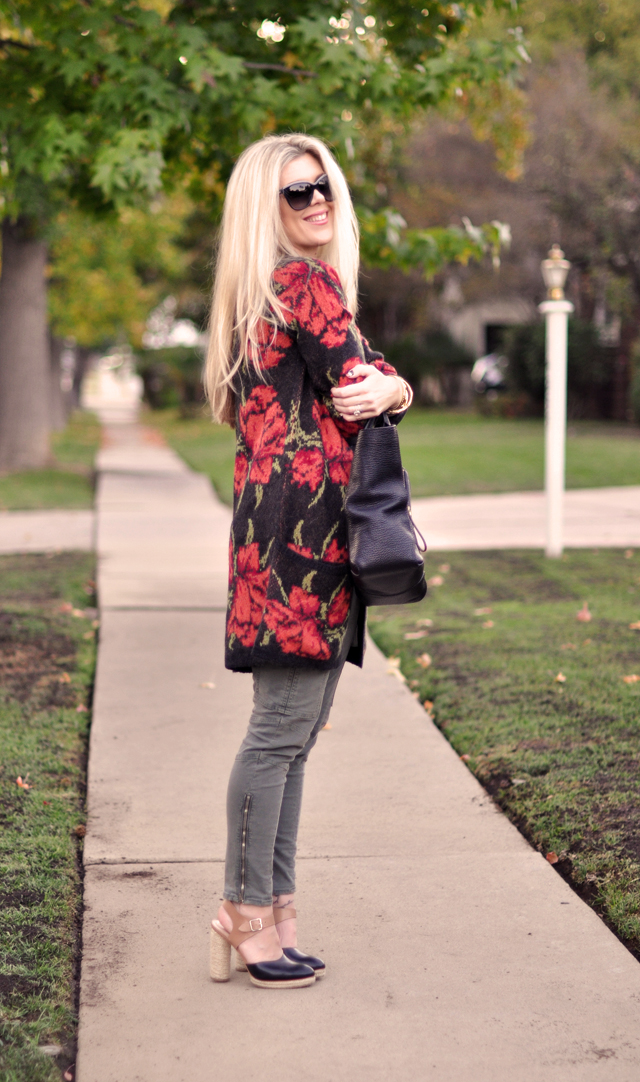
top-left (0, 0), bottom-right (522, 468)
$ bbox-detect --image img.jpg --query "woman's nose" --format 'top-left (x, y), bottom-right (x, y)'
top-left (310, 187), bottom-right (326, 205)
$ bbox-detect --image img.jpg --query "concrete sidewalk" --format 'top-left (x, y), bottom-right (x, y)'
top-left (77, 425), bottom-right (640, 1082)
top-left (0, 509), bottom-right (94, 554)
top-left (411, 485), bottom-right (640, 550)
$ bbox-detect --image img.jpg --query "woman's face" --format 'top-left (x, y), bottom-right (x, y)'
top-left (279, 153), bottom-right (334, 255)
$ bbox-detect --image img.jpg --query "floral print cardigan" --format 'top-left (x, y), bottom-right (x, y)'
top-left (226, 257), bottom-right (401, 672)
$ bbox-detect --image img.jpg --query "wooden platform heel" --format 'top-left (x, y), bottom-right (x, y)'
top-left (210, 901), bottom-right (315, 989)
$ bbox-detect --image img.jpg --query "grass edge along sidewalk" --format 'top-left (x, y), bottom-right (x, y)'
top-left (0, 553), bottom-right (97, 1082)
top-left (368, 548), bottom-right (640, 961)
top-left (0, 413), bottom-right (101, 512)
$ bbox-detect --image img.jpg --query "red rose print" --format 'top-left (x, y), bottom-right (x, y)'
top-left (265, 585), bottom-right (331, 660)
top-left (275, 264), bottom-right (351, 348)
top-left (234, 453), bottom-right (249, 496)
top-left (291, 446), bottom-right (324, 491)
top-left (287, 543), bottom-right (314, 559)
top-left (327, 585), bottom-right (350, 628)
top-left (228, 542), bottom-right (269, 648)
top-left (324, 538), bottom-right (348, 564)
top-left (312, 401), bottom-right (353, 486)
top-left (248, 320), bottom-right (291, 369)
top-left (239, 385), bottom-right (286, 484)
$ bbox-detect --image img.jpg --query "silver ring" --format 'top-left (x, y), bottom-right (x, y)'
top-left (353, 407), bottom-right (362, 417)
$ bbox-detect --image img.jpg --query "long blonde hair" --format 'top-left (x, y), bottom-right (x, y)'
top-left (205, 133), bottom-right (359, 425)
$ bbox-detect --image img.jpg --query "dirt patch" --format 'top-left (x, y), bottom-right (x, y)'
top-left (0, 888), bottom-right (45, 909)
top-left (0, 974), bottom-right (43, 1002)
top-left (0, 613), bottom-right (77, 706)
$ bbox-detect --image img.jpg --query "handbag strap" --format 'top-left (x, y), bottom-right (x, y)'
top-left (364, 411), bottom-right (392, 429)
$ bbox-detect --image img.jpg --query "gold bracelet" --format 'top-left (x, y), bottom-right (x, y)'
top-left (388, 377), bottom-right (413, 414)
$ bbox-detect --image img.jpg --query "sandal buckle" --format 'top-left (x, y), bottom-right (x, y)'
top-left (249, 917), bottom-right (263, 932)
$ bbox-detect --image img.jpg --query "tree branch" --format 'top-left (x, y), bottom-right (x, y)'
top-left (0, 38), bottom-right (32, 50)
top-left (242, 61), bottom-right (316, 77)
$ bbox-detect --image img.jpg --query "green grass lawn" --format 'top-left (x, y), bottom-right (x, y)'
top-left (0, 413), bottom-right (101, 511)
top-left (146, 407), bottom-right (640, 505)
top-left (0, 554), bottom-right (97, 1081)
top-left (368, 549), bottom-right (640, 958)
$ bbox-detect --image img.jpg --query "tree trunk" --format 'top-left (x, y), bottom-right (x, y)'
top-left (0, 217), bottom-right (51, 470)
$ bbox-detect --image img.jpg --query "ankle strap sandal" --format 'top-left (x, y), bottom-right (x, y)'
top-left (210, 901), bottom-right (316, 989)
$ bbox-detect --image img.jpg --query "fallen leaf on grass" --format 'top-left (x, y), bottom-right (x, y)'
top-left (386, 657), bottom-right (406, 683)
top-left (561, 643), bottom-right (576, 650)
top-left (427, 575), bottom-right (444, 587)
top-left (409, 679), bottom-right (419, 688)
top-left (416, 618), bottom-right (433, 627)
top-left (59, 672), bottom-right (71, 684)
top-left (623, 674), bottom-right (640, 684)
top-left (199, 682), bottom-right (216, 689)
top-left (63, 1065), bottom-right (75, 1082)
top-left (482, 620), bottom-right (494, 629)
top-left (72, 608), bottom-right (84, 618)
top-left (74, 824), bottom-right (86, 837)
top-left (546, 852), bottom-right (559, 864)
top-left (16, 776), bottom-right (31, 790)
top-left (92, 619), bottom-right (100, 629)
top-left (583, 638), bottom-right (592, 646)
top-left (460, 753), bottom-right (470, 762)
top-left (512, 778), bottom-right (527, 786)
top-left (404, 631), bottom-right (427, 640)
top-left (83, 630), bottom-right (94, 640)
top-left (576, 602), bottom-right (592, 622)
top-left (625, 549), bottom-right (634, 559)
top-left (423, 700), bottom-right (434, 711)
top-left (629, 622), bottom-right (640, 631)
top-left (555, 672), bottom-right (567, 683)
top-left (474, 607), bottom-right (492, 615)
top-left (416, 653), bottom-right (432, 668)
top-left (438, 563), bottom-right (450, 573)
top-left (76, 704), bottom-right (87, 713)
top-left (59, 602), bottom-right (73, 613)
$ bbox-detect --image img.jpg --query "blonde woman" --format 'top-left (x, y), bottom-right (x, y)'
top-left (207, 133), bottom-right (412, 990)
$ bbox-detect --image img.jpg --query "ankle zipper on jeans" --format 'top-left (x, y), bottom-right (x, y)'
top-left (240, 794), bottom-right (252, 902)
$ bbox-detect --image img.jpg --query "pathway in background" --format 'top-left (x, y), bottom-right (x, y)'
top-left (76, 422), bottom-right (640, 1082)
top-left (0, 509), bottom-right (94, 554)
top-left (412, 485), bottom-right (640, 550)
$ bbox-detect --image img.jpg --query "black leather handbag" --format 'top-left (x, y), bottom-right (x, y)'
top-left (345, 413), bottom-right (427, 606)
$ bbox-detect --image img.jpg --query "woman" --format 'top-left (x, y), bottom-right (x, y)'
top-left (206, 133), bottom-right (412, 989)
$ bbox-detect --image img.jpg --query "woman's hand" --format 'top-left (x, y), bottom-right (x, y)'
top-left (331, 364), bottom-right (403, 421)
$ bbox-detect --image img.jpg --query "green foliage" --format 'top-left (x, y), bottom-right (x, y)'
top-left (368, 549), bottom-right (640, 959)
top-left (359, 207), bottom-right (509, 278)
top-left (1, 1), bottom-right (522, 278)
top-left (48, 197), bottom-right (192, 348)
top-left (0, 553), bottom-right (96, 1079)
top-left (136, 346), bottom-right (204, 412)
top-left (503, 320), bottom-right (611, 417)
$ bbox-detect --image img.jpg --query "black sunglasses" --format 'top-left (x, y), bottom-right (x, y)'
top-left (279, 174), bottom-right (334, 211)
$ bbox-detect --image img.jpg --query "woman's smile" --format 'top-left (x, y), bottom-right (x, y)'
top-left (279, 152), bottom-right (334, 255)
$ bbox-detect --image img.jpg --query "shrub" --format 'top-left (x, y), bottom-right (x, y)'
top-left (503, 319), bottom-right (611, 419)
top-left (136, 346), bottom-right (205, 414)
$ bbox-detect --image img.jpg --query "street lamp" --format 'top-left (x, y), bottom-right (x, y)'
top-left (539, 246), bottom-right (574, 558)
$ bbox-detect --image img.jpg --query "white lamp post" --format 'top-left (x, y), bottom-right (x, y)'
top-left (539, 245), bottom-right (574, 558)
